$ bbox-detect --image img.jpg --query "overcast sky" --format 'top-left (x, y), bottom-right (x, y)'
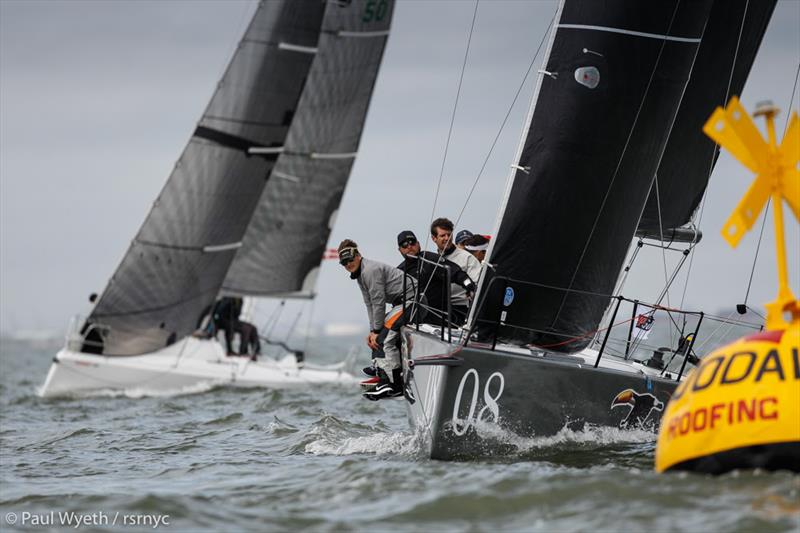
top-left (1, 0), bottom-right (798, 338)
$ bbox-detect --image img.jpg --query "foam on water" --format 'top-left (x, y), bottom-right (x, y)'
top-left (305, 429), bottom-right (421, 457)
top-left (470, 420), bottom-right (656, 454)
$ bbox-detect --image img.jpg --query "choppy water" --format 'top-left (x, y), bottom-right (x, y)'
top-left (1, 338), bottom-right (798, 532)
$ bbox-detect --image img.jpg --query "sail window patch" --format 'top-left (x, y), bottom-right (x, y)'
top-left (575, 67), bottom-right (600, 89)
top-left (557, 24), bottom-right (701, 43)
top-left (278, 42), bottom-right (318, 54)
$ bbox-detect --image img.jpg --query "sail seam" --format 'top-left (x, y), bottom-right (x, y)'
top-left (557, 24), bottom-right (701, 43)
top-left (204, 114), bottom-right (290, 127)
top-left (273, 170), bottom-right (302, 183)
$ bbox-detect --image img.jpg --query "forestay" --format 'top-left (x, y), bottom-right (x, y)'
top-left (223, 0), bottom-right (394, 297)
top-left (86, 1), bottom-right (326, 355)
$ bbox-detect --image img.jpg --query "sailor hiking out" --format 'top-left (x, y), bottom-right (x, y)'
top-left (338, 239), bottom-right (424, 400)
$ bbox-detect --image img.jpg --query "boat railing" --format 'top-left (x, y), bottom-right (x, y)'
top-left (462, 275), bottom-right (763, 380)
top-left (64, 314), bottom-right (109, 353)
top-left (401, 252), bottom-right (456, 343)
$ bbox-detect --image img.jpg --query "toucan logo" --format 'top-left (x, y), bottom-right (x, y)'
top-left (611, 389), bottom-right (665, 429)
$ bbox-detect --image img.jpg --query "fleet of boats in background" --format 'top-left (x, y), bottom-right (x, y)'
top-left (37, 0), bottom-right (798, 473)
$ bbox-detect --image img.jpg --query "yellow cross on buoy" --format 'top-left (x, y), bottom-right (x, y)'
top-left (703, 97), bottom-right (800, 331)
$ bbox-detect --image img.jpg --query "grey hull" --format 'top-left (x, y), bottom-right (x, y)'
top-left (403, 328), bottom-right (678, 460)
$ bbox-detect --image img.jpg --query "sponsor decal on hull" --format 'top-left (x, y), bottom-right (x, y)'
top-left (610, 389), bottom-right (665, 429)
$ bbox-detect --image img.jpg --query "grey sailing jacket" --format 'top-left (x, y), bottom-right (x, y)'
top-left (354, 258), bottom-right (416, 332)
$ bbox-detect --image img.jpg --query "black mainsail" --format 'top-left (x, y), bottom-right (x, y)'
top-left (636, 0), bottom-right (777, 240)
top-left (222, 0), bottom-right (394, 297)
top-left (473, 0), bottom-right (730, 351)
top-left (86, 0), bottom-right (392, 355)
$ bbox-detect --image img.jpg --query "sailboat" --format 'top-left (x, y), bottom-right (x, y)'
top-left (40, 0), bottom-right (395, 397)
top-left (402, 0), bottom-right (777, 460)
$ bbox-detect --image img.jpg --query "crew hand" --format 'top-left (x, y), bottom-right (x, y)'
top-left (367, 332), bottom-right (380, 350)
top-left (464, 280), bottom-right (477, 295)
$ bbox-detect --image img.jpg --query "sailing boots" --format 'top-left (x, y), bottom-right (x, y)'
top-left (362, 368), bottom-right (404, 401)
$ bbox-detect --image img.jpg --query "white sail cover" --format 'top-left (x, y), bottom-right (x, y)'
top-left (222, 0), bottom-right (394, 297)
top-left (87, 1), bottom-right (327, 355)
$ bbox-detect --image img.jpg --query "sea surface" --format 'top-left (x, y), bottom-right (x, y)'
top-left (1, 337), bottom-right (798, 532)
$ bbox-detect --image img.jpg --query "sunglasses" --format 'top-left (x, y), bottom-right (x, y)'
top-left (339, 257), bottom-right (355, 266)
top-left (400, 239), bottom-right (417, 248)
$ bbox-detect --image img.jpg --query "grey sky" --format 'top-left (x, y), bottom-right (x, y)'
top-left (1, 0), bottom-right (798, 338)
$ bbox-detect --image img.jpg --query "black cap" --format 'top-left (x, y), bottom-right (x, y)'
top-left (397, 230), bottom-right (417, 247)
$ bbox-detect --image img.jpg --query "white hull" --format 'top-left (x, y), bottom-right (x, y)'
top-left (40, 337), bottom-right (358, 397)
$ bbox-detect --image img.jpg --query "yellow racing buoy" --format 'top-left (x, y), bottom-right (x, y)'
top-left (656, 98), bottom-right (800, 474)
top-left (655, 326), bottom-right (800, 473)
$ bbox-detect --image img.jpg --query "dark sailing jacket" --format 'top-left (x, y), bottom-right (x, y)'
top-left (397, 252), bottom-right (475, 315)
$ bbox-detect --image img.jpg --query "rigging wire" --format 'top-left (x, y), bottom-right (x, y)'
top-left (418, 4), bottom-right (553, 303)
top-left (678, 0), bottom-right (750, 312)
top-left (266, 300), bottom-right (286, 337)
top-left (303, 299), bottom-right (317, 356)
top-left (453, 12), bottom-right (556, 228)
top-left (652, 173), bottom-right (676, 349)
top-left (742, 198), bottom-right (771, 308)
top-left (738, 61), bottom-right (800, 309)
top-left (428, 0), bottom-right (480, 238)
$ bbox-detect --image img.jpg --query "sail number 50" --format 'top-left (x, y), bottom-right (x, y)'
top-left (451, 369), bottom-right (505, 436)
top-left (362, 0), bottom-right (389, 23)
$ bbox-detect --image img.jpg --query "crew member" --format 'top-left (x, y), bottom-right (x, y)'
top-left (454, 229), bottom-right (473, 250)
top-left (339, 239), bottom-right (422, 400)
top-left (463, 234), bottom-right (490, 264)
top-left (397, 230), bottom-right (475, 326)
top-left (430, 218), bottom-right (482, 320)
top-left (213, 296), bottom-right (243, 356)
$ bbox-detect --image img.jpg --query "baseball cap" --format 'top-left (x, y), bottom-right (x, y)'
top-left (455, 229), bottom-right (473, 245)
top-left (397, 230), bottom-right (417, 247)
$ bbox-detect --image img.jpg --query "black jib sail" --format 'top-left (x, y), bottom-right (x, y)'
top-left (636, 0), bottom-right (777, 239)
top-left (222, 0), bottom-right (394, 297)
top-left (473, 0), bottom-right (726, 351)
top-left (85, 1), bottom-right (327, 356)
